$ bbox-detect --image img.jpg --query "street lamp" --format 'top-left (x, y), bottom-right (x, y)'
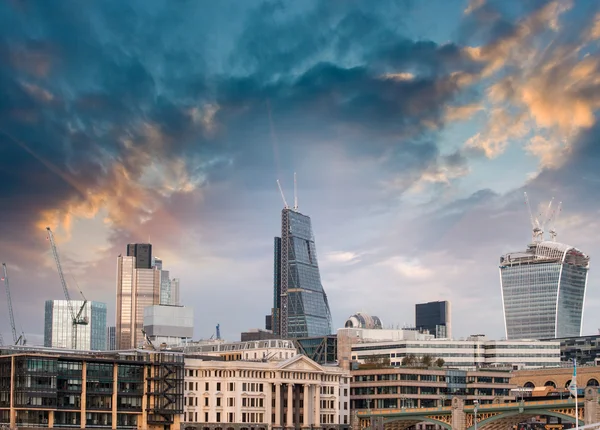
top-left (440, 394), bottom-right (447, 408)
top-left (473, 399), bottom-right (479, 430)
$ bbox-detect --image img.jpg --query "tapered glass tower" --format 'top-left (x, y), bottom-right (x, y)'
top-left (500, 241), bottom-right (589, 340)
top-left (272, 207), bottom-right (332, 338)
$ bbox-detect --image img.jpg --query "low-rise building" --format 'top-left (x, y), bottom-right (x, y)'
top-left (181, 349), bottom-right (351, 430)
top-left (350, 366), bottom-right (515, 411)
top-left (339, 330), bottom-right (560, 370)
top-left (0, 346), bottom-right (183, 429)
top-left (181, 339), bottom-right (298, 362)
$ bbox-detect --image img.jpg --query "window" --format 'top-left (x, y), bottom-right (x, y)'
top-left (217, 382), bottom-right (221, 391)
top-left (204, 398), bottom-right (209, 407)
top-left (205, 382), bottom-right (209, 391)
top-left (216, 397), bottom-right (221, 407)
top-left (344, 402), bottom-right (348, 410)
top-left (216, 412), bottom-right (221, 423)
top-left (344, 388), bottom-right (348, 396)
top-left (228, 382), bottom-right (235, 391)
top-left (242, 398), bottom-right (247, 407)
top-left (228, 413), bottom-right (234, 423)
top-left (204, 413), bottom-right (208, 422)
top-left (228, 398), bottom-right (235, 407)
top-left (189, 382), bottom-right (194, 391)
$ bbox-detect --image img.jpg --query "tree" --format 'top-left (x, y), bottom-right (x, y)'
top-left (421, 354), bottom-right (433, 367)
top-left (435, 357), bottom-right (445, 367)
top-left (361, 356), bottom-right (391, 369)
top-left (401, 354), bottom-right (418, 367)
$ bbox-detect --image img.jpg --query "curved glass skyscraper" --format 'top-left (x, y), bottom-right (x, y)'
top-left (272, 208), bottom-right (333, 338)
top-left (500, 241), bottom-right (590, 340)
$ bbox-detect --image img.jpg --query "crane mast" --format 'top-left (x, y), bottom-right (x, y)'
top-left (46, 227), bottom-right (88, 349)
top-left (2, 263), bottom-right (20, 344)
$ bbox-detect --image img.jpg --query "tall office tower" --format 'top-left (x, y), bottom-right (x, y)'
top-left (500, 241), bottom-right (590, 339)
top-left (44, 300), bottom-right (107, 350)
top-left (170, 278), bottom-right (180, 306)
top-left (153, 257), bottom-right (163, 270)
top-left (159, 270), bottom-right (171, 305)
top-left (415, 301), bottom-right (451, 338)
top-left (127, 243), bottom-right (153, 269)
top-left (116, 254), bottom-right (161, 349)
top-left (106, 326), bottom-right (116, 350)
top-left (272, 206), bottom-right (332, 338)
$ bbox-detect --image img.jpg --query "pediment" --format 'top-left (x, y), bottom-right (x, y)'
top-left (278, 355), bottom-right (324, 372)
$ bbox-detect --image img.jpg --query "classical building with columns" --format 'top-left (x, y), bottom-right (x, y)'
top-left (181, 354), bottom-right (351, 430)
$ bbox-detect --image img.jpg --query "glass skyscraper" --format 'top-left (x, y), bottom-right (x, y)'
top-left (272, 208), bottom-right (332, 338)
top-left (500, 241), bottom-right (590, 340)
top-left (44, 300), bottom-right (107, 350)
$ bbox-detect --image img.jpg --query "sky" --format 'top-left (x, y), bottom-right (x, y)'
top-left (1, 0), bottom-right (600, 345)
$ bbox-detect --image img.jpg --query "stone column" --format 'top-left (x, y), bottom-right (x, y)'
top-left (286, 383), bottom-right (294, 428)
top-left (451, 397), bottom-right (465, 430)
top-left (303, 384), bottom-right (309, 428)
top-left (266, 382), bottom-right (273, 427)
top-left (314, 384), bottom-right (321, 428)
top-left (275, 383), bottom-right (282, 428)
top-left (584, 387), bottom-right (599, 425)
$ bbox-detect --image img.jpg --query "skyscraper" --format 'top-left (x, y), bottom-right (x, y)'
top-left (127, 243), bottom-right (153, 269)
top-left (272, 207), bottom-right (332, 338)
top-left (415, 301), bottom-right (451, 338)
top-left (170, 278), bottom-right (180, 306)
top-left (106, 326), bottom-right (116, 350)
top-left (116, 253), bottom-right (161, 349)
top-left (500, 241), bottom-right (590, 340)
top-left (44, 300), bottom-right (107, 350)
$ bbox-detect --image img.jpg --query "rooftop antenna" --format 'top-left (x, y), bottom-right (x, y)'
top-left (524, 192), bottom-right (542, 242)
top-left (276, 179), bottom-right (289, 209)
top-left (549, 201), bottom-right (562, 241)
top-left (293, 172), bottom-right (298, 211)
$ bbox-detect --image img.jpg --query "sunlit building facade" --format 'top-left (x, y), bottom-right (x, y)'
top-left (44, 300), bottom-right (107, 351)
top-left (500, 241), bottom-right (590, 340)
top-left (272, 208), bottom-right (332, 338)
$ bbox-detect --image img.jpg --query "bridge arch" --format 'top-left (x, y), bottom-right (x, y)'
top-left (384, 416), bottom-right (452, 430)
top-left (467, 409), bottom-right (583, 430)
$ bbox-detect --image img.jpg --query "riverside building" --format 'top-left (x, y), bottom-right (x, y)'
top-left (0, 346), bottom-right (183, 430)
top-left (181, 345), bottom-right (351, 430)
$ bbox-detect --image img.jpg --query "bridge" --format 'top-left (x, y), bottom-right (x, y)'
top-left (355, 387), bottom-right (600, 430)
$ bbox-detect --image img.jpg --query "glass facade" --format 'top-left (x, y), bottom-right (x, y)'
top-left (500, 241), bottom-right (589, 340)
top-left (44, 300), bottom-right (107, 350)
top-left (415, 301), bottom-right (451, 338)
top-left (274, 208), bottom-right (332, 338)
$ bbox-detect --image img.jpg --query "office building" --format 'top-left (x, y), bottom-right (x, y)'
top-left (272, 207), bottom-right (332, 338)
top-left (351, 366), bottom-right (515, 410)
top-left (240, 329), bottom-right (280, 342)
top-left (0, 345), bottom-right (183, 429)
top-left (127, 243), bottom-right (153, 269)
top-left (338, 329), bottom-right (560, 370)
top-left (159, 269), bottom-right (171, 305)
top-left (44, 300), bottom-right (107, 351)
top-left (182, 353), bottom-right (350, 430)
top-left (106, 326), bottom-right (116, 351)
top-left (415, 300), bottom-right (451, 338)
top-left (171, 278), bottom-right (180, 306)
top-left (548, 334), bottom-right (600, 365)
top-left (500, 240), bottom-right (590, 339)
top-left (116, 254), bottom-right (161, 350)
top-left (344, 312), bottom-right (383, 329)
top-left (143, 305), bottom-right (193, 346)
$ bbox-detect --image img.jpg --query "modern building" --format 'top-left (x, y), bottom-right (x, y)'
top-left (0, 345), bottom-right (184, 430)
top-left (338, 329), bottom-right (561, 370)
top-left (126, 243), bottom-right (153, 269)
top-left (271, 207), bottom-right (332, 338)
top-left (548, 334), bottom-right (600, 365)
top-left (344, 313), bottom-right (383, 330)
top-left (159, 269), bottom-right (171, 305)
top-left (415, 301), bottom-right (451, 338)
top-left (180, 339), bottom-right (298, 362)
top-left (182, 353), bottom-right (351, 430)
top-left (295, 335), bottom-right (338, 365)
top-left (350, 366), bottom-right (515, 410)
top-left (143, 305), bottom-right (193, 346)
top-left (106, 326), bottom-right (116, 351)
top-left (44, 300), bottom-right (107, 351)
top-left (500, 240), bottom-right (590, 340)
top-left (116, 253), bottom-right (161, 350)
top-left (241, 329), bottom-right (280, 342)
top-left (170, 278), bottom-right (180, 306)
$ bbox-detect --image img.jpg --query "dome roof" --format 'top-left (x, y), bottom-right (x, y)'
top-left (344, 312), bottom-right (383, 329)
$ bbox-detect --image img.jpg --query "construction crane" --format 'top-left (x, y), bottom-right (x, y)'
top-left (46, 227), bottom-right (88, 349)
top-left (2, 263), bottom-right (23, 345)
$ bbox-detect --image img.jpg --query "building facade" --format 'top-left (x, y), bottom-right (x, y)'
top-left (116, 254), bottom-right (161, 350)
top-left (338, 330), bottom-right (560, 370)
top-left (350, 367), bottom-right (515, 410)
top-left (143, 305), bottom-right (193, 346)
top-left (171, 278), bottom-right (180, 306)
top-left (500, 241), bottom-right (590, 340)
top-left (552, 335), bottom-right (600, 365)
top-left (0, 346), bottom-right (184, 430)
top-left (44, 300), bottom-right (107, 351)
top-left (344, 313), bottom-right (383, 330)
top-left (182, 354), bottom-right (350, 430)
top-left (272, 208), bottom-right (332, 339)
top-left (415, 301), bottom-right (451, 339)
top-left (127, 243), bottom-right (153, 269)
top-left (106, 327), bottom-right (116, 351)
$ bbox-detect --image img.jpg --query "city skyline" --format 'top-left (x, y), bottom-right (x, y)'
top-left (1, 0), bottom-right (600, 343)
